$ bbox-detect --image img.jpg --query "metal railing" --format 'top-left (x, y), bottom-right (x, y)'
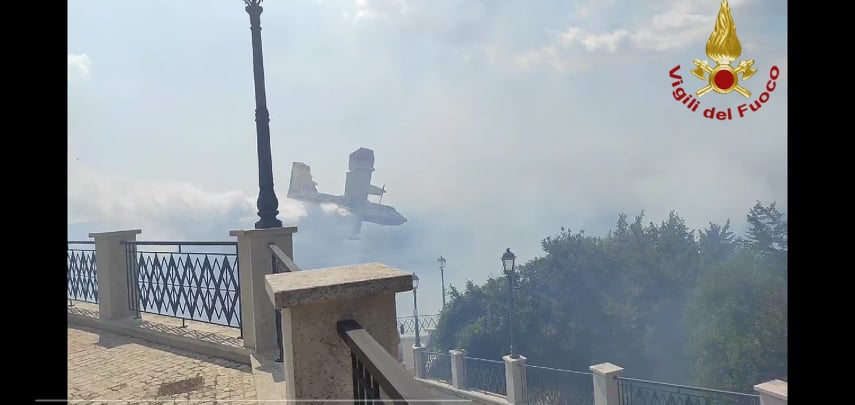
top-left (67, 241), bottom-right (98, 305)
top-left (465, 357), bottom-right (507, 396)
top-left (422, 352), bottom-right (452, 384)
top-left (396, 314), bottom-right (440, 335)
top-left (616, 376), bottom-right (761, 405)
top-left (123, 241), bottom-right (241, 330)
top-left (338, 319), bottom-right (444, 404)
top-left (526, 364), bottom-right (593, 405)
top-left (270, 243), bottom-right (301, 362)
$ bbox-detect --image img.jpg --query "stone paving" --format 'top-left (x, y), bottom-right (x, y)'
top-left (68, 301), bottom-right (243, 348)
top-left (68, 324), bottom-right (258, 404)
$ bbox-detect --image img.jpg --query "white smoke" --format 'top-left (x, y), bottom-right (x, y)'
top-left (68, 143), bottom-right (308, 239)
top-left (320, 202), bottom-right (352, 217)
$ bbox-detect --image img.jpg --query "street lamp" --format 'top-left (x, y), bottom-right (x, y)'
top-left (244, 0), bottom-right (283, 230)
top-left (437, 256), bottom-right (447, 309)
top-left (412, 273), bottom-right (422, 347)
top-left (243, 0), bottom-right (283, 362)
top-left (502, 248), bottom-right (518, 359)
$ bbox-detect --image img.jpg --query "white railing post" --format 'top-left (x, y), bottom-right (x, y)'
top-left (590, 362), bottom-right (623, 405)
top-left (755, 379), bottom-right (787, 405)
top-left (89, 229), bottom-right (142, 321)
top-left (504, 355), bottom-right (527, 404)
top-left (449, 349), bottom-right (466, 389)
top-left (229, 227), bottom-right (297, 353)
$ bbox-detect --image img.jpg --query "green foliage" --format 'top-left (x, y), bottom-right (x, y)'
top-left (430, 203), bottom-right (787, 393)
top-left (745, 202), bottom-right (788, 254)
top-left (686, 203), bottom-right (787, 391)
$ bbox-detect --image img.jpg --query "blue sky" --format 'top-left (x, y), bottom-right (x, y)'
top-left (68, 0), bottom-right (787, 316)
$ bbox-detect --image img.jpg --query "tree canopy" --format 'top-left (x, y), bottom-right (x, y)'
top-left (429, 202), bottom-right (787, 392)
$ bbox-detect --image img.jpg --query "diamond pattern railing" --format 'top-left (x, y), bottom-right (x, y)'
top-left (422, 352), bottom-right (452, 384)
top-left (396, 314), bottom-right (439, 336)
top-left (526, 365), bottom-right (593, 405)
top-left (124, 242), bottom-right (241, 329)
top-left (409, 350), bottom-right (762, 405)
top-left (465, 357), bottom-right (507, 396)
top-left (616, 377), bottom-right (761, 405)
top-left (67, 241), bottom-right (98, 304)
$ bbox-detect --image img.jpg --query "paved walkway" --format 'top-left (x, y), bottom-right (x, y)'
top-left (68, 324), bottom-right (258, 404)
top-left (68, 301), bottom-right (243, 349)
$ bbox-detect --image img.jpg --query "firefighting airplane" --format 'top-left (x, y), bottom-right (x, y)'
top-left (287, 148), bottom-right (407, 239)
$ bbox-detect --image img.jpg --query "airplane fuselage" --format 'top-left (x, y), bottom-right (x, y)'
top-left (287, 191), bottom-right (406, 226)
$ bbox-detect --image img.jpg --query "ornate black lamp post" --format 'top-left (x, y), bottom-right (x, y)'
top-left (502, 248), bottom-right (518, 359)
top-left (437, 256), bottom-right (447, 309)
top-left (412, 273), bottom-right (422, 347)
top-left (244, 0), bottom-right (283, 230)
top-left (243, 0), bottom-right (284, 363)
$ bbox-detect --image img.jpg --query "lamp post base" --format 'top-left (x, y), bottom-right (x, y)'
top-left (255, 217), bottom-right (283, 229)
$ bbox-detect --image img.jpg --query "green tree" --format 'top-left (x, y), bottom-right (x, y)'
top-left (430, 203), bottom-right (787, 392)
top-left (698, 219), bottom-right (735, 266)
top-left (745, 201), bottom-right (788, 253)
top-left (430, 280), bottom-right (511, 359)
top-left (686, 202), bottom-right (787, 391)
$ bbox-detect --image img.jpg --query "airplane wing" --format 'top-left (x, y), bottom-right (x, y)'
top-left (298, 193), bottom-right (346, 205)
top-left (288, 162), bottom-right (347, 205)
top-left (288, 162), bottom-right (318, 194)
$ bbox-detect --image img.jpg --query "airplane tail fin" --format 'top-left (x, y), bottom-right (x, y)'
top-left (289, 162), bottom-right (318, 195)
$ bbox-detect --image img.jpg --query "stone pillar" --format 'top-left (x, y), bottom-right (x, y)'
top-left (89, 229), bottom-right (142, 321)
top-left (590, 362), bottom-right (623, 405)
top-left (449, 349), bottom-right (466, 389)
top-left (230, 226), bottom-right (298, 353)
top-left (503, 355), bottom-right (527, 405)
top-left (754, 379), bottom-right (787, 405)
top-left (400, 334), bottom-right (416, 370)
top-left (265, 262), bottom-right (411, 402)
top-left (413, 345), bottom-right (426, 379)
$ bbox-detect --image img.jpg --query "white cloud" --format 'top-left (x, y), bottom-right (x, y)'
top-left (513, 44), bottom-right (592, 73)
top-left (67, 144), bottom-right (307, 240)
top-left (572, 0), bottom-right (615, 20)
top-left (511, 27), bottom-right (628, 72)
top-left (484, 46), bottom-right (500, 64)
top-left (346, 0), bottom-right (405, 22)
top-left (511, 0), bottom-right (757, 71)
top-left (559, 27), bottom-right (629, 52)
top-left (629, 3), bottom-right (713, 52)
top-left (68, 53), bottom-right (92, 79)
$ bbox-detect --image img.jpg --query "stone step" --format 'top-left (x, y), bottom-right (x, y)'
top-left (249, 350), bottom-right (288, 401)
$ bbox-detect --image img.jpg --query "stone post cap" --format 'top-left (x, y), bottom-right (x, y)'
top-left (265, 262), bottom-right (413, 308)
top-left (590, 362), bottom-right (624, 376)
top-left (754, 379), bottom-right (787, 400)
top-left (229, 226), bottom-right (298, 238)
top-left (88, 229), bottom-right (142, 239)
top-left (502, 355), bottom-right (527, 363)
top-left (449, 349), bottom-right (466, 355)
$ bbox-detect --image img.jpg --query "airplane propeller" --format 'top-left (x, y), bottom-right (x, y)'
top-left (378, 184), bottom-right (386, 205)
